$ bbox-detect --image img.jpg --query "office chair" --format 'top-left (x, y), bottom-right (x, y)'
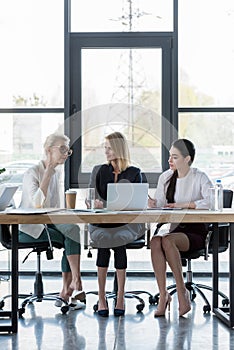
top-left (0, 224), bottom-right (71, 317)
top-left (85, 223), bottom-right (157, 313)
top-left (154, 189), bottom-right (233, 314)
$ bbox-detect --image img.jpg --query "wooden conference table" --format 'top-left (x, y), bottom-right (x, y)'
top-left (0, 208), bottom-right (234, 332)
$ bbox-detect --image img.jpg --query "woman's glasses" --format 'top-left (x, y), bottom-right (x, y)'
top-left (52, 145), bottom-right (73, 156)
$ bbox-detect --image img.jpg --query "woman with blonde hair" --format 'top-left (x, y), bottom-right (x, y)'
top-left (88, 131), bottom-right (144, 317)
top-left (19, 133), bottom-right (85, 308)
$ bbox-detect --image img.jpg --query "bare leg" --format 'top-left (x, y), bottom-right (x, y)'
top-left (162, 233), bottom-right (191, 316)
top-left (59, 272), bottom-right (72, 300)
top-left (115, 269), bottom-right (126, 309)
top-left (67, 254), bottom-right (83, 291)
top-left (151, 236), bottom-right (172, 316)
top-left (98, 266), bottom-right (108, 310)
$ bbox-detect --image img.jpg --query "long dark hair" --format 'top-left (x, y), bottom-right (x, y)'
top-left (166, 139), bottom-right (196, 203)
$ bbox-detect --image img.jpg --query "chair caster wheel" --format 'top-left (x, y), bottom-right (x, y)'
top-left (18, 307), bottom-right (25, 318)
top-left (136, 303), bottom-right (144, 312)
top-left (222, 298), bottom-right (229, 307)
top-left (0, 300), bottom-right (5, 310)
top-left (149, 296), bottom-right (156, 305)
top-left (191, 292), bottom-right (196, 301)
top-left (203, 304), bottom-right (211, 313)
top-left (155, 295), bottom-right (159, 305)
top-left (61, 305), bottom-right (69, 314)
top-left (93, 303), bottom-right (98, 312)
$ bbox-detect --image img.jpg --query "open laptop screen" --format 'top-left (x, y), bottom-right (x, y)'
top-left (106, 183), bottom-right (149, 211)
top-left (0, 185), bottom-right (18, 211)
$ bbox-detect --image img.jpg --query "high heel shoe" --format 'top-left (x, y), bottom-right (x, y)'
top-left (114, 297), bottom-right (125, 316)
top-left (114, 308), bottom-right (125, 317)
top-left (71, 290), bottom-right (86, 303)
top-left (179, 290), bottom-right (191, 317)
top-left (69, 298), bottom-right (86, 310)
top-left (97, 299), bottom-right (109, 317)
top-left (154, 293), bottom-right (172, 317)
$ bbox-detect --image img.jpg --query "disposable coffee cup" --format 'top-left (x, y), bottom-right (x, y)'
top-left (65, 190), bottom-right (77, 209)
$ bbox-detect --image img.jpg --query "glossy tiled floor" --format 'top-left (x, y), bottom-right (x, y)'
top-left (0, 275), bottom-right (234, 350)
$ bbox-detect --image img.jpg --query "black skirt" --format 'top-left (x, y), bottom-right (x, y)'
top-left (170, 223), bottom-right (208, 252)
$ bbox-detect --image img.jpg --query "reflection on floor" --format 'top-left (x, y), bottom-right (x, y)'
top-left (0, 275), bottom-right (233, 349)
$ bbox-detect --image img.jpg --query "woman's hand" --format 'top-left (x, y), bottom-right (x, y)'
top-left (45, 151), bottom-right (57, 173)
top-left (148, 195), bottom-right (157, 208)
top-left (94, 199), bottom-right (103, 209)
top-left (165, 202), bottom-right (196, 209)
top-left (85, 198), bottom-right (104, 209)
top-left (94, 199), bottom-right (104, 209)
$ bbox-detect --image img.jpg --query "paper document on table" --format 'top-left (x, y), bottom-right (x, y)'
top-left (147, 207), bottom-right (183, 211)
top-left (7, 208), bottom-right (63, 215)
top-left (66, 208), bottom-right (110, 213)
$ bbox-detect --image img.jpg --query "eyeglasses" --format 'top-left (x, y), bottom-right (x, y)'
top-left (52, 145), bottom-right (73, 156)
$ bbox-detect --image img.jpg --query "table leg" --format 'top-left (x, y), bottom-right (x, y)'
top-left (11, 224), bottom-right (18, 333)
top-left (229, 223), bottom-right (234, 327)
top-left (212, 223), bottom-right (219, 309)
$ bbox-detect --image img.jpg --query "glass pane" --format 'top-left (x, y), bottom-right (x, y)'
top-left (71, 0), bottom-right (173, 32)
top-left (179, 0), bottom-right (234, 107)
top-left (80, 48), bottom-right (162, 173)
top-left (0, 113), bottom-right (64, 206)
top-left (0, 0), bottom-right (64, 108)
top-left (179, 112), bottom-right (234, 189)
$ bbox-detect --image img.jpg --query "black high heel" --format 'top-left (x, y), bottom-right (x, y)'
top-left (97, 298), bottom-right (109, 317)
top-left (114, 297), bottom-right (125, 317)
top-left (114, 308), bottom-right (125, 317)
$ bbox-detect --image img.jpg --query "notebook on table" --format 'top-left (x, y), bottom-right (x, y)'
top-left (0, 185), bottom-right (18, 211)
top-left (106, 183), bottom-right (149, 211)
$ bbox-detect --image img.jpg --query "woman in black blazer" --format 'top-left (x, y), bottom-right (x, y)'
top-left (88, 132), bottom-right (144, 317)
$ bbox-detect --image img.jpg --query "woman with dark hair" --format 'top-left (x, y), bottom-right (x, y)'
top-left (148, 138), bottom-right (213, 317)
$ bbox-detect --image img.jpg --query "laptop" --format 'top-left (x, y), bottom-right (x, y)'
top-left (0, 185), bottom-right (18, 211)
top-left (106, 183), bottom-right (149, 211)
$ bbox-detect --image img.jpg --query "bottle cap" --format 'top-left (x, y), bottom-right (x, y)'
top-left (216, 179), bottom-right (221, 183)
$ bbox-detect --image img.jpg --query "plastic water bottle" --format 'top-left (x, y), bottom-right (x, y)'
top-left (214, 179), bottom-right (223, 211)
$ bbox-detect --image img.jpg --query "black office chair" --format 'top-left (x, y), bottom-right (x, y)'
top-left (0, 224), bottom-right (71, 317)
top-left (85, 223), bottom-right (156, 313)
top-left (154, 189), bottom-right (233, 313)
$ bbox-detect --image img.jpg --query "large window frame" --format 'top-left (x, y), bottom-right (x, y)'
top-left (64, 0), bottom-right (178, 188)
top-left (66, 32), bottom-right (176, 188)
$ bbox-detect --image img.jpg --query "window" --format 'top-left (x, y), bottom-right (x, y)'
top-left (71, 0), bottom-right (173, 32)
top-left (178, 0), bottom-right (234, 189)
top-left (0, 0), bottom-right (64, 108)
top-left (0, 0), bottom-right (65, 189)
top-left (80, 48), bottom-right (162, 173)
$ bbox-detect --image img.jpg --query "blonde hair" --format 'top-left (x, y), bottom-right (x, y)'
top-left (105, 132), bottom-right (130, 171)
top-left (43, 133), bottom-right (70, 152)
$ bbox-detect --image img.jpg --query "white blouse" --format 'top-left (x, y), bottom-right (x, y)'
top-left (19, 161), bottom-right (64, 238)
top-left (155, 168), bottom-right (213, 209)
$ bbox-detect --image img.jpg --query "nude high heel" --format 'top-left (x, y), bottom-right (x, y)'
top-left (179, 290), bottom-right (191, 317)
top-left (154, 293), bottom-right (172, 317)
